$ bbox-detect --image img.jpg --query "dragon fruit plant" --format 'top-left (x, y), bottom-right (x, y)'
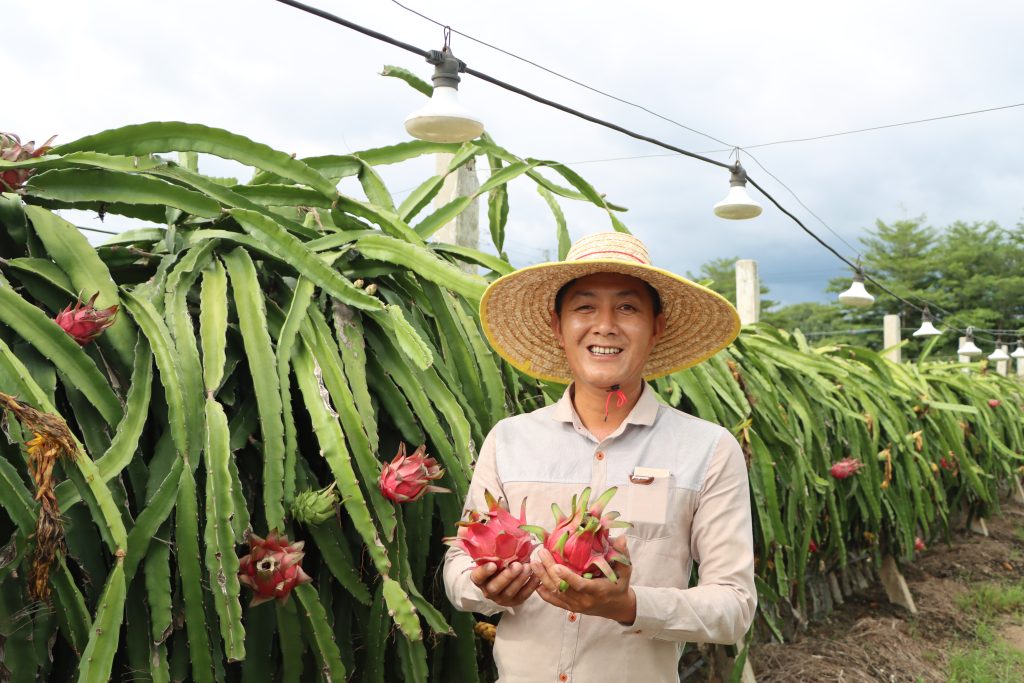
top-left (524, 487), bottom-right (632, 591)
top-left (444, 490), bottom-right (535, 570)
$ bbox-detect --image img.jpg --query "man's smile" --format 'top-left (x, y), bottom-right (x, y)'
top-left (587, 345), bottom-right (623, 356)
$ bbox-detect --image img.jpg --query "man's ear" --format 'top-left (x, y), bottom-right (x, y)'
top-left (550, 309), bottom-right (565, 349)
top-left (652, 312), bottom-right (667, 343)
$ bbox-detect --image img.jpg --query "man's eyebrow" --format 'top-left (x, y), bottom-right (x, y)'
top-left (567, 289), bottom-right (643, 300)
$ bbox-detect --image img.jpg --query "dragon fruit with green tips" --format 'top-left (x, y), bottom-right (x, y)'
top-left (523, 487), bottom-right (632, 590)
top-left (444, 490), bottom-right (535, 570)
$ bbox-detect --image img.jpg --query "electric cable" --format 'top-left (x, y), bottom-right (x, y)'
top-left (267, 2), bottom-right (1024, 342)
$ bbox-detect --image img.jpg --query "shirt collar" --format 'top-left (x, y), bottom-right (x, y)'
top-left (551, 382), bottom-right (659, 427)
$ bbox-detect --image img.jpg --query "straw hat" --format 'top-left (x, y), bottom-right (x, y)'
top-left (480, 232), bottom-right (741, 384)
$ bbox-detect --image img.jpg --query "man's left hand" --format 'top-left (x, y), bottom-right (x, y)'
top-left (530, 535), bottom-right (637, 624)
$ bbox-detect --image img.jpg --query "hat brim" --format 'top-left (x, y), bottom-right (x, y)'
top-left (479, 259), bottom-right (741, 384)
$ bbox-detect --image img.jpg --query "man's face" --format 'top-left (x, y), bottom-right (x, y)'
top-left (550, 272), bottom-right (666, 391)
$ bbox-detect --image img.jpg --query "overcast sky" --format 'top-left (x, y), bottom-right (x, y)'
top-left (5, 1), bottom-right (1023, 306)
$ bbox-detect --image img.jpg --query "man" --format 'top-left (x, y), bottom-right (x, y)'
top-left (444, 232), bottom-right (756, 682)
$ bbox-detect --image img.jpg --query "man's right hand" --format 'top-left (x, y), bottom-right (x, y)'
top-left (471, 562), bottom-right (538, 608)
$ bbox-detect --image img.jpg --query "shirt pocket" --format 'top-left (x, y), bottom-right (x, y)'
top-left (624, 471), bottom-right (672, 541)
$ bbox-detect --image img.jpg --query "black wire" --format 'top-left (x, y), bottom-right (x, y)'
top-left (276, 0), bottom-right (1017, 340)
top-left (388, 0), bottom-right (735, 149)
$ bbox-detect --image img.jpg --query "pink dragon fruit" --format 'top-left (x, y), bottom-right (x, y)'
top-left (525, 487), bottom-right (631, 591)
top-left (238, 530), bottom-right (312, 606)
top-left (830, 457), bottom-right (864, 480)
top-left (1, 132), bottom-right (56, 192)
top-left (54, 292), bottom-right (119, 345)
top-left (379, 442), bottom-right (450, 503)
top-left (444, 490), bottom-right (535, 570)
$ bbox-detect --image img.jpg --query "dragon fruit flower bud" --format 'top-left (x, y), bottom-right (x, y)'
top-left (238, 530), bottom-right (312, 606)
top-left (54, 292), bottom-right (118, 345)
top-left (292, 482), bottom-right (339, 525)
top-left (379, 442), bottom-right (450, 503)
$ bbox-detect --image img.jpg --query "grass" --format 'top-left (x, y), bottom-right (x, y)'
top-left (948, 622), bottom-right (1024, 682)
top-left (948, 572), bottom-right (1024, 681)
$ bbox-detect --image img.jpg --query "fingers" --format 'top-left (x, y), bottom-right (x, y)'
top-left (469, 562), bottom-right (498, 588)
top-left (531, 551), bottom-right (561, 593)
top-left (499, 563), bottom-right (534, 600)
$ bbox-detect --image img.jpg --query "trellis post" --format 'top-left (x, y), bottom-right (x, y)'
top-left (883, 314), bottom-right (901, 363)
top-left (432, 152), bottom-right (479, 273)
top-left (735, 259), bottom-right (760, 325)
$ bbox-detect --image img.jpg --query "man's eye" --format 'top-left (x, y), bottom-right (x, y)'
top-left (619, 304), bottom-right (637, 312)
top-left (574, 305), bottom-right (594, 312)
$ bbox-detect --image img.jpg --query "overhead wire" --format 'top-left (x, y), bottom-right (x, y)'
top-left (268, 2), bottom-right (1024, 342)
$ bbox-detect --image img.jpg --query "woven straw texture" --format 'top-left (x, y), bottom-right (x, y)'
top-left (480, 233), bottom-right (741, 384)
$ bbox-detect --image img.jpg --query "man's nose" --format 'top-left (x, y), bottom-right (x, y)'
top-left (593, 306), bottom-right (618, 333)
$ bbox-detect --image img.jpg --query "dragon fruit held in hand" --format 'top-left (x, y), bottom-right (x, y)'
top-left (524, 487), bottom-right (631, 591)
top-left (238, 530), bottom-right (312, 606)
top-left (444, 490), bottom-right (535, 570)
top-left (54, 292), bottom-right (119, 345)
top-left (379, 442), bottom-right (450, 503)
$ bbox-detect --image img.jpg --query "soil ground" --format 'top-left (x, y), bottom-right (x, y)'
top-left (719, 503), bottom-right (1024, 682)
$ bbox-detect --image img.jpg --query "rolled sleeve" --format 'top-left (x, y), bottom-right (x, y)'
top-left (620, 430), bottom-right (757, 643)
top-left (442, 429), bottom-right (512, 617)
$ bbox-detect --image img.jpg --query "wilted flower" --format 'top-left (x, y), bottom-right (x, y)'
top-left (379, 442), bottom-right (449, 503)
top-left (54, 293), bottom-right (118, 345)
top-left (914, 537), bottom-right (926, 552)
top-left (238, 530), bottom-right (312, 606)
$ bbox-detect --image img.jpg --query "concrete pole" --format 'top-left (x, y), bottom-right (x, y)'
top-left (883, 314), bottom-right (901, 364)
top-left (958, 337), bottom-right (970, 364)
top-left (1018, 354), bottom-right (1023, 378)
top-left (432, 152), bottom-right (479, 273)
top-left (997, 344), bottom-right (1009, 376)
top-left (735, 259), bottom-right (760, 325)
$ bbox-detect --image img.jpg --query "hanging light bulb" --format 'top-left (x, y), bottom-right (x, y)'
top-left (713, 161), bottom-right (762, 219)
top-left (988, 336), bottom-right (1011, 361)
top-left (1011, 338), bottom-right (1024, 359)
top-left (837, 269), bottom-right (875, 307)
top-left (957, 327), bottom-right (983, 357)
top-left (912, 306), bottom-right (942, 337)
top-left (404, 48), bottom-right (484, 143)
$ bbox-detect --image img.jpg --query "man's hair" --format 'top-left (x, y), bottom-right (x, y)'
top-left (553, 277), bottom-right (663, 317)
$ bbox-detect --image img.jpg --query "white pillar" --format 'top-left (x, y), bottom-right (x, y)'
top-left (997, 344), bottom-right (1009, 376)
top-left (883, 314), bottom-right (901, 363)
top-left (1018, 355), bottom-right (1023, 378)
top-left (735, 259), bottom-right (760, 325)
top-left (958, 337), bottom-right (970, 364)
top-left (432, 152), bottom-right (479, 273)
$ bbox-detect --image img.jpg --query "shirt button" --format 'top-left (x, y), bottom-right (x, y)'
top-left (595, 451), bottom-right (605, 461)
top-left (559, 675), bottom-right (569, 682)
top-left (568, 612), bottom-right (577, 622)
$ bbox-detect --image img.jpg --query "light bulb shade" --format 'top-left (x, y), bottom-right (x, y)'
top-left (404, 87), bottom-right (484, 143)
top-left (1011, 341), bottom-right (1024, 359)
top-left (958, 339), bottom-right (982, 356)
top-left (912, 321), bottom-right (942, 337)
top-left (988, 347), bottom-right (1010, 361)
top-left (837, 276), bottom-right (874, 307)
top-left (713, 185), bottom-right (763, 220)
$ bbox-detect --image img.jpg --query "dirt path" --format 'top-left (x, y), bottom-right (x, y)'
top-left (740, 504), bottom-right (1024, 682)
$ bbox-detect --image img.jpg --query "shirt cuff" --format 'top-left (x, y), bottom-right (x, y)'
top-left (618, 586), bottom-right (663, 638)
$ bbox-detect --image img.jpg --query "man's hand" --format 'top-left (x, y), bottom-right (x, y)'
top-left (530, 535), bottom-right (636, 623)
top-left (470, 561), bottom-right (539, 608)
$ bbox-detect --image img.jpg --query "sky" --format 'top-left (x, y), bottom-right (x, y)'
top-left (4, 0), bottom-right (1023, 307)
